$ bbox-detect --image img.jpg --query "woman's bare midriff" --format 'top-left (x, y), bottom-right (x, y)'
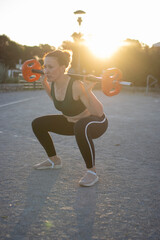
top-left (63, 109), bottom-right (91, 123)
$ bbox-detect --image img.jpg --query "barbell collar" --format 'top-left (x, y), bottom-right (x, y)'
top-left (120, 81), bottom-right (132, 86)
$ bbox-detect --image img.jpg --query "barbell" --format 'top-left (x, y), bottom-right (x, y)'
top-left (22, 59), bottom-right (131, 97)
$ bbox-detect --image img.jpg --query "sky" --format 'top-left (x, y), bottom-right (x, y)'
top-left (0, 0), bottom-right (160, 58)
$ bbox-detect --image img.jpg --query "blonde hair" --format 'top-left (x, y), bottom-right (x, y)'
top-left (44, 49), bottom-right (72, 73)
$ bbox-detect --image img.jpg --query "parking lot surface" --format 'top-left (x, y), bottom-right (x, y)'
top-left (0, 90), bottom-right (160, 240)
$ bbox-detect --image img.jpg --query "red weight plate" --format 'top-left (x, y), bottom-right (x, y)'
top-left (102, 68), bottom-right (122, 96)
top-left (22, 59), bottom-right (41, 82)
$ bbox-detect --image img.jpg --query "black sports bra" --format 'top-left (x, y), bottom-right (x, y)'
top-left (51, 78), bottom-right (86, 116)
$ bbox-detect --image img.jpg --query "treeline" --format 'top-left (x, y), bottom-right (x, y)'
top-left (0, 34), bottom-right (160, 86)
top-left (0, 35), bottom-right (54, 67)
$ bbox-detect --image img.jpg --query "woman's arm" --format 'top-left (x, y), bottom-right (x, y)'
top-left (74, 80), bottom-right (104, 117)
top-left (41, 76), bottom-right (52, 100)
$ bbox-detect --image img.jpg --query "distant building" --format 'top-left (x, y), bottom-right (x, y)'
top-left (153, 42), bottom-right (160, 47)
top-left (8, 59), bottom-right (22, 78)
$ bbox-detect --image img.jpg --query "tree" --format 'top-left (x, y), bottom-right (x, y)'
top-left (0, 34), bottom-right (55, 68)
top-left (0, 35), bottom-right (23, 68)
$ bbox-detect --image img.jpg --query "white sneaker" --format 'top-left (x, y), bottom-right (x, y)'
top-left (79, 170), bottom-right (99, 187)
top-left (33, 159), bottom-right (62, 170)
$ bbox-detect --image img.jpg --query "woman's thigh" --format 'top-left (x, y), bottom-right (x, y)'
top-left (74, 114), bottom-right (108, 139)
top-left (32, 115), bottom-right (75, 135)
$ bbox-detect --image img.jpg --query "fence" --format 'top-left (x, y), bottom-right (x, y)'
top-left (19, 79), bottom-right (43, 89)
top-left (146, 75), bottom-right (159, 94)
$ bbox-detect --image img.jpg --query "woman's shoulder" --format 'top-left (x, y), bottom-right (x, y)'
top-left (72, 79), bottom-right (83, 98)
top-left (72, 78), bottom-right (84, 89)
top-left (72, 79), bottom-right (84, 94)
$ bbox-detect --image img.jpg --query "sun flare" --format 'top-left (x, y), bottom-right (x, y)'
top-left (85, 36), bottom-right (122, 59)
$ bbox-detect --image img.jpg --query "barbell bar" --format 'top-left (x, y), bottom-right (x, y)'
top-left (22, 59), bottom-right (132, 97)
top-left (32, 69), bottom-right (131, 86)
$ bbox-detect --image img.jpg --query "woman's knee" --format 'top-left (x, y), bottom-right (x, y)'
top-left (31, 117), bottom-right (42, 132)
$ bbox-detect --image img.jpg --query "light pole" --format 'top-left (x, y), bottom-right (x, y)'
top-left (73, 10), bottom-right (86, 73)
top-left (74, 10), bottom-right (86, 28)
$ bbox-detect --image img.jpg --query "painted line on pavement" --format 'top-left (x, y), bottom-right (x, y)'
top-left (0, 97), bottom-right (38, 108)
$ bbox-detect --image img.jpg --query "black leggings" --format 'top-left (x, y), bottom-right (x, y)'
top-left (32, 114), bottom-right (108, 168)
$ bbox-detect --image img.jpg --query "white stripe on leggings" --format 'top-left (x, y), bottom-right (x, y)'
top-left (85, 116), bottom-right (106, 167)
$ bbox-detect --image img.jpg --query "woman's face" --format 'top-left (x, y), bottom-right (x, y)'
top-left (43, 57), bottom-right (64, 82)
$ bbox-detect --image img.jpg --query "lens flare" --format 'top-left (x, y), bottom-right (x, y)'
top-left (85, 36), bottom-right (123, 59)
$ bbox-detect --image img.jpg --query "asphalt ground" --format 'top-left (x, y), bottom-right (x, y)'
top-left (0, 89), bottom-right (160, 240)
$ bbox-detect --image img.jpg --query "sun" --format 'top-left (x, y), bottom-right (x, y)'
top-left (85, 35), bottom-right (122, 59)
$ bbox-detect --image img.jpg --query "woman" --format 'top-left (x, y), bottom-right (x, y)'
top-left (32, 49), bottom-right (108, 187)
